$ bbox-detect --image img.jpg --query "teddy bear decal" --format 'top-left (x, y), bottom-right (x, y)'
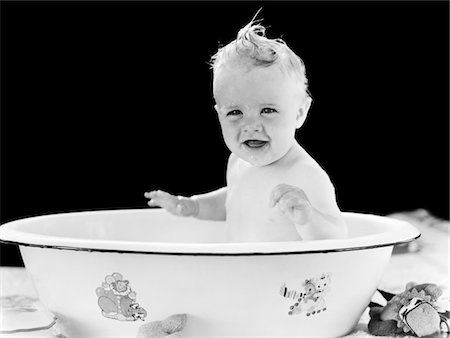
top-left (96, 272), bottom-right (147, 321)
top-left (280, 273), bottom-right (331, 316)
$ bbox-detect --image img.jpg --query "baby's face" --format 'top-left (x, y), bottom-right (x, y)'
top-left (214, 65), bottom-right (310, 166)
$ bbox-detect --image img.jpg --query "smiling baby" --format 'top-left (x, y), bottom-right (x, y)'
top-left (145, 17), bottom-right (348, 242)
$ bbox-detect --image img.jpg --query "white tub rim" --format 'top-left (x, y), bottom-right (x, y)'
top-left (0, 209), bottom-right (420, 256)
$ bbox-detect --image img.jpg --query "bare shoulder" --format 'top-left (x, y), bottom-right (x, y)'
top-left (279, 149), bottom-right (339, 212)
top-left (288, 159), bottom-right (334, 194)
top-left (281, 146), bottom-right (333, 187)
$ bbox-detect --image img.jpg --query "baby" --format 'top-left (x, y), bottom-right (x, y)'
top-left (145, 18), bottom-right (347, 242)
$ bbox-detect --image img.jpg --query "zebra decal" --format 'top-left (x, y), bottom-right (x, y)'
top-left (280, 273), bottom-right (331, 316)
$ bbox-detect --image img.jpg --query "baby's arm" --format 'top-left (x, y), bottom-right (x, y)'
top-left (145, 154), bottom-right (236, 221)
top-left (270, 170), bottom-right (347, 240)
top-left (144, 188), bottom-right (227, 221)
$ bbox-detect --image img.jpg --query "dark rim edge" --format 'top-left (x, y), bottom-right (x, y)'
top-left (0, 234), bottom-right (421, 256)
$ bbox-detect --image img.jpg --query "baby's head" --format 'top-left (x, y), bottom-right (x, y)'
top-left (211, 17), bottom-right (312, 166)
top-left (211, 17), bottom-right (309, 97)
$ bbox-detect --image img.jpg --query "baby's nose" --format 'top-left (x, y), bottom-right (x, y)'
top-left (242, 119), bottom-right (263, 133)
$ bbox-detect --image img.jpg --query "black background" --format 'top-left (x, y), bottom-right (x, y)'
top-left (1, 1), bottom-right (448, 266)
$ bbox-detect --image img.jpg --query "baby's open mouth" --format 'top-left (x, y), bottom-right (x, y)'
top-left (243, 140), bottom-right (269, 149)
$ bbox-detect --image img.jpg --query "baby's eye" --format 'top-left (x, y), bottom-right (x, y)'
top-left (226, 110), bottom-right (243, 119)
top-left (261, 107), bottom-right (278, 115)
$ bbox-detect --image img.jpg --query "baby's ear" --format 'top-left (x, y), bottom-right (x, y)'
top-left (295, 96), bottom-right (312, 129)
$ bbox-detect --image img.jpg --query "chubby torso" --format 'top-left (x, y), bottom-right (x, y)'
top-left (226, 158), bottom-right (301, 242)
top-left (225, 144), bottom-right (341, 242)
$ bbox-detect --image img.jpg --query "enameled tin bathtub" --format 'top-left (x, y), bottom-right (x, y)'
top-left (0, 209), bottom-right (420, 337)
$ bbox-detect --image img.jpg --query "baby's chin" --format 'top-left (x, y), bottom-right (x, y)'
top-left (235, 144), bottom-right (295, 167)
top-left (236, 151), bottom-right (281, 167)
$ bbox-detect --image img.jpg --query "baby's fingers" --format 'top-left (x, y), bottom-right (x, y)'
top-left (278, 193), bottom-right (310, 213)
top-left (269, 184), bottom-right (296, 207)
top-left (147, 199), bottom-right (157, 207)
top-left (277, 192), bottom-right (312, 225)
top-left (145, 190), bottom-right (174, 208)
top-left (145, 190), bottom-right (170, 199)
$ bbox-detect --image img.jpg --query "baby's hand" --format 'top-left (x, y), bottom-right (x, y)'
top-left (269, 184), bottom-right (313, 225)
top-left (144, 190), bottom-right (199, 217)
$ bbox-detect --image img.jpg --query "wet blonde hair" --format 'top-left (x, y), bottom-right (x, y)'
top-left (210, 15), bottom-right (310, 97)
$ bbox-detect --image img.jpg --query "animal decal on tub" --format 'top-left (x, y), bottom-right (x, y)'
top-left (96, 272), bottom-right (147, 321)
top-left (280, 273), bottom-right (331, 316)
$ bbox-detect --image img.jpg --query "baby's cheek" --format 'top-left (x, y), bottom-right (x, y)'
top-left (271, 121), bottom-right (296, 138)
top-left (221, 129), bottom-right (236, 145)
